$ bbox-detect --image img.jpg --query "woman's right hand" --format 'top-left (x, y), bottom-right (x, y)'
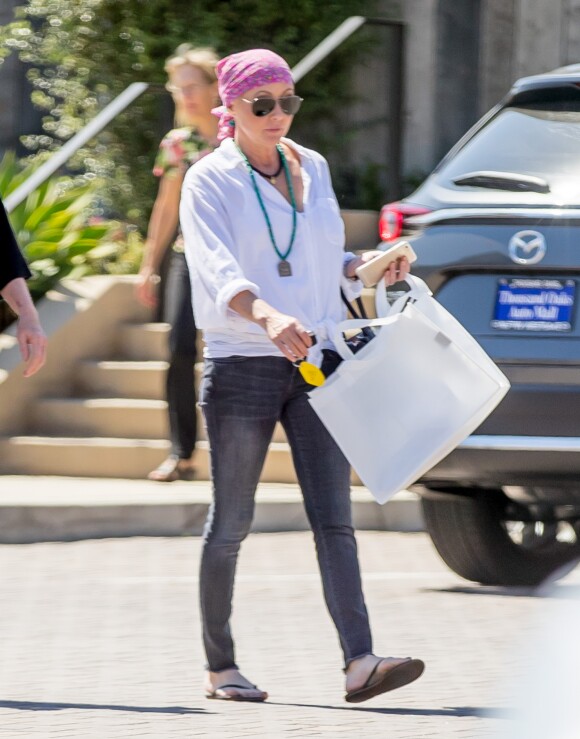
top-left (136, 173), bottom-right (183, 308)
top-left (228, 292), bottom-right (313, 362)
top-left (264, 311), bottom-right (313, 362)
top-left (135, 267), bottom-right (160, 308)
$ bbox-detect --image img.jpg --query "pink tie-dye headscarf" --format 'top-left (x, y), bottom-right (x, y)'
top-left (212, 49), bottom-right (294, 141)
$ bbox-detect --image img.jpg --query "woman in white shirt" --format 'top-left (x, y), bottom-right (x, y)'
top-left (180, 49), bottom-right (424, 704)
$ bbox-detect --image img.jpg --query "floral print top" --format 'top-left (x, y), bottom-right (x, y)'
top-left (153, 127), bottom-right (213, 179)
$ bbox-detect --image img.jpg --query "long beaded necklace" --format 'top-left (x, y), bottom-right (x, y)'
top-left (235, 142), bottom-right (297, 277)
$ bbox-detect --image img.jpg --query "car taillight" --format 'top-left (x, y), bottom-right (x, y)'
top-left (379, 202), bottom-right (432, 241)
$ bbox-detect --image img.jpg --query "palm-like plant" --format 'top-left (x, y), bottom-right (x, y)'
top-left (1, 152), bottom-right (115, 299)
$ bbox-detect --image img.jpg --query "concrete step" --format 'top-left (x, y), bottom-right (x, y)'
top-left (76, 359), bottom-right (169, 399)
top-left (0, 477), bottom-right (423, 543)
top-left (31, 397), bottom-right (288, 444)
top-left (116, 321), bottom-right (206, 361)
top-left (0, 437), bottom-right (309, 482)
top-left (116, 322), bottom-right (170, 361)
top-left (33, 397), bottom-right (170, 439)
top-left (0, 436), bottom-right (171, 478)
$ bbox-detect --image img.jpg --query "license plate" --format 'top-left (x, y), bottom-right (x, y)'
top-left (491, 278), bottom-right (575, 331)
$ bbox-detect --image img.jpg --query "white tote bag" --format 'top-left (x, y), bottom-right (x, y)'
top-left (308, 275), bottom-right (510, 504)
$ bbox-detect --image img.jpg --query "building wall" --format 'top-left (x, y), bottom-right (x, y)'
top-left (478, 0), bottom-right (516, 115)
top-left (433, 0), bottom-right (481, 162)
top-left (400, 0), bottom-right (438, 184)
top-left (563, 0), bottom-right (580, 62)
top-left (402, 0), bottom-right (580, 181)
top-left (514, 0), bottom-right (563, 77)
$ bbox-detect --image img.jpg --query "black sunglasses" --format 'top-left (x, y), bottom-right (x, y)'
top-left (241, 95), bottom-right (303, 117)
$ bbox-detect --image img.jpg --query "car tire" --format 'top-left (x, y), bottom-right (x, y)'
top-left (421, 490), bottom-right (580, 587)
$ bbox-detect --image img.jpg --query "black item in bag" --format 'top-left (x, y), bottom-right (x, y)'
top-left (321, 290), bottom-right (376, 378)
top-left (340, 289), bottom-right (375, 354)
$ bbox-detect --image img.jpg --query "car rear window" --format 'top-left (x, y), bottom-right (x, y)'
top-left (438, 102), bottom-right (580, 201)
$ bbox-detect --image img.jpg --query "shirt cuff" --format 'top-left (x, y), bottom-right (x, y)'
top-left (0, 265), bottom-right (32, 294)
top-left (215, 278), bottom-right (261, 319)
top-left (342, 251), bottom-right (359, 281)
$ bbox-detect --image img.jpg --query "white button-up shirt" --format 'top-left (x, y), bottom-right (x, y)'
top-left (179, 137), bottom-right (361, 360)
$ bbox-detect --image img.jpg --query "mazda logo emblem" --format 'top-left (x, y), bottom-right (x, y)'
top-left (508, 230), bottom-right (546, 265)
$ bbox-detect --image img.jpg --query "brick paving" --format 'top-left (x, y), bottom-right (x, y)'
top-left (0, 530), bottom-right (578, 738)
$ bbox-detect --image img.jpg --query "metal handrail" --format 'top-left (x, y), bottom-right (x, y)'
top-left (291, 16), bottom-right (366, 81)
top-left (4, 15), bottom-right (388, 213)
top-left (4, 82), bottom-right (149, 213)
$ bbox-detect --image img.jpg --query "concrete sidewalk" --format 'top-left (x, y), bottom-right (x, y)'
top-left (0, 476), bottom-right (423, 543)
top-left (0, 529), bottom-right (569, 738)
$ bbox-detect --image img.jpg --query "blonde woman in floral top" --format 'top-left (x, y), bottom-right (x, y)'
top-left (152, 126), bottom-right (212, 179)
top-left (136, 45), bottom-right (219, 481)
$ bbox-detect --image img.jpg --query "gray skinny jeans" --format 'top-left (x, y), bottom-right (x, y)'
top-left (198, 354), bottom-right (373, 672)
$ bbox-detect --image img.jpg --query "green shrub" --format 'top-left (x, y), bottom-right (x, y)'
top-left (0, 151), bottom-right (122, 300)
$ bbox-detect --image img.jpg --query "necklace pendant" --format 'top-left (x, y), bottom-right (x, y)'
top-left (269, 176), bottom-right (276, 185)
top-left (278, 260), bottom-right (292, 277)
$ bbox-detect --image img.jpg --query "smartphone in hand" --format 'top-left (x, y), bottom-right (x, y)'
top-left (355, 241), bottom-right (418, 288)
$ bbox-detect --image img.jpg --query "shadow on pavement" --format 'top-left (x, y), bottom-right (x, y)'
top-left (0, 700), bottom-right (210, 714)
top-left (427, 581), bottom-right (580, 598)
top-left (267, 702), bottom-right (515, 718)
top-left (424, 586), bottom-right (538, 597)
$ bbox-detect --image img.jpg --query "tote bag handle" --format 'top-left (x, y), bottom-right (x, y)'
top-left (375, 273), bottom-right (432, 318)
top-left (333, 314), bottom-right (398, 361)
top-left (334, 275), bottom-right (434, 361)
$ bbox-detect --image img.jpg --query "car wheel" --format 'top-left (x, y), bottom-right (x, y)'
top-left (421, 490), bottom-right (580, 586)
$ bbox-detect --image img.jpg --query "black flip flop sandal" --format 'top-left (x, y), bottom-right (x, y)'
top-left (345, 658), bottom-right (425, 704)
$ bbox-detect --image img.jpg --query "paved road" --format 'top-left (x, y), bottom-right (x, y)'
top-left (0, 530), bottom-right (578, 738)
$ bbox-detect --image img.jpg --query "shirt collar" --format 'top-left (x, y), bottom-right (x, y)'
top-left (218, 136), bottom-right (306, 169)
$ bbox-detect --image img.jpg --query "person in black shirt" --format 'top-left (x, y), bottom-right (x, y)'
top-left (0, 197), bottom-right (47, 377)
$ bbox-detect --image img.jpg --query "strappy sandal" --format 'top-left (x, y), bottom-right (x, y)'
top-left (147, 455), bottom-right (196, 482)
top-left (345, 658), bottom-right (425, 704)
top-left (205, 683), bottom-right (268, 702)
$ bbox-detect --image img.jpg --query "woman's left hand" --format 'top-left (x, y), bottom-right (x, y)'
top-left (382, 254), bottom-right (411, 286)
top-left (346, 251), bottom-right (411, 286)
